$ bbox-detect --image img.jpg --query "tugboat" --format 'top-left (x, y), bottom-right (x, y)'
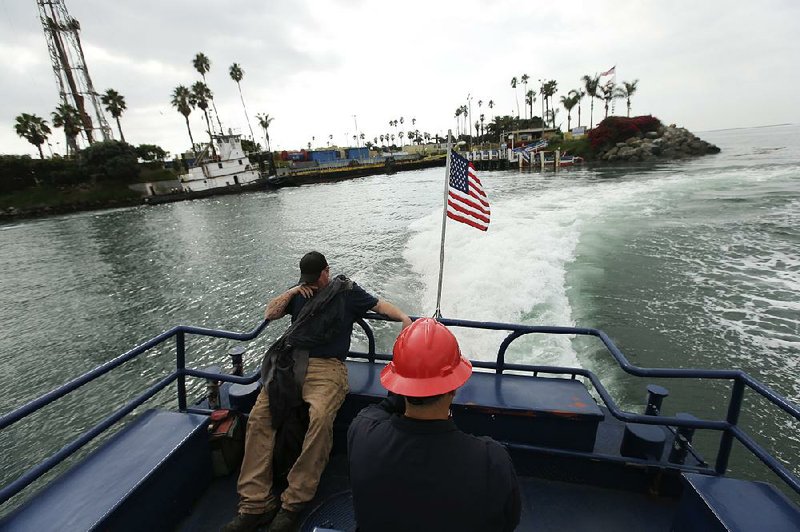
top-left (179, 132), bottom-right (264, 193)
top-left (1, 315), bottom-right (799, 531)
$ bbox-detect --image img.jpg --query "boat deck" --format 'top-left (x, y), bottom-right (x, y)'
top-left (178, 453), bottom-right (678, 532)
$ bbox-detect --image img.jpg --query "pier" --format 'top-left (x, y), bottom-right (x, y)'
top-left (464, 147), bottom-right (579, 171)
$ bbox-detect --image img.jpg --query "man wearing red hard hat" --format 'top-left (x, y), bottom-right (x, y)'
top-left (347, 318), bottom-right (521, 532)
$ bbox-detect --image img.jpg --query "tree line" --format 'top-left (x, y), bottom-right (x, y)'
top-left (451, 73), bottom-right (640, 143)
top-left (14, 88), bottom-right (128, 159)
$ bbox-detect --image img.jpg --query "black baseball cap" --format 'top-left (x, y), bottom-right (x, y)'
top-left (298, 251), bottom-right (328, 284)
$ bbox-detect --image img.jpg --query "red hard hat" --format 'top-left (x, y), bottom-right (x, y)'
top-left (381, 318), bottom-right (472, 397)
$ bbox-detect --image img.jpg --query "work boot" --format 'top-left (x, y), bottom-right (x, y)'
top-left (220, 506), bottom-right (279, 532)
top-left (267, 508), bottom-right (301, 532)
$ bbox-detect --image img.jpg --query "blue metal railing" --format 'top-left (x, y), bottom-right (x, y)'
top-left (1, 315), bottom-right (799, 506)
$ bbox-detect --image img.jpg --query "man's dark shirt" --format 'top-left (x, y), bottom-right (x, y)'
top-left (287, 281), bottom-right (377, 360)
top-left (347, 397), bottom-right (521, 532)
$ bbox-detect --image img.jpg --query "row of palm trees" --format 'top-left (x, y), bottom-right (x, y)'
top-left (304, 116), bottom-right (434, 152)
top-left (170, 52), bottom-right (272, 157)
top-left (462, 74), bottom-right (640, 141)
top-left (14, 89), bottom-right (127, 159)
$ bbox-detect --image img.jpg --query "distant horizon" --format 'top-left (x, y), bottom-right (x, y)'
top-left (697, 123), bottom-right (796, 134)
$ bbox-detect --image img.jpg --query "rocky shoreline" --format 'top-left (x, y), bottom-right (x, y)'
top-left (1, 126), bottom-right (720, 221)
top-left (0, 197), bottom-right (143, 221)
top-left (596, 124), bottom-right (720, 162)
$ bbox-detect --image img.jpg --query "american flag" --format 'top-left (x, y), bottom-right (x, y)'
top-left (447, 150), bottom-right (490, 231)
top-left (600, 65), bottom-right (616, 77)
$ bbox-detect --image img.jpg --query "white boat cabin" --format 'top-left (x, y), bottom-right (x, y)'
top-left (180, 133), bottom-right (261, 192)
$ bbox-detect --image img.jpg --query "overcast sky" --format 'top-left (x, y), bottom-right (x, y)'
top-left (1, 0), bottom-right (798, 158)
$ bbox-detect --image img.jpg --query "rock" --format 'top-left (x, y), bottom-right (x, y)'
top-left (707, 144), bottom-right (721, 154)
top-left (617, 146), bottom-right (637, 159)
top-left (645, 131), bottom-right (659, 139)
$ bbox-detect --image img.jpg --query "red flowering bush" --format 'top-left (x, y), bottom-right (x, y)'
top-left (588, 115), bottom-right (662, 151)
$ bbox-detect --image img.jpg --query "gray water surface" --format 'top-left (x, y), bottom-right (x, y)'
top-left (1, 124), bottom-right (798, 499)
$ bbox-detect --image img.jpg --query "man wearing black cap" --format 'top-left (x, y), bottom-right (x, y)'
top-left (223, 251), bottom-right (411, 532)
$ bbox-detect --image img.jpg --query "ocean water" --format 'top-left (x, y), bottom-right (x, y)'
top-left (0, 124), bottom-right (798, 503)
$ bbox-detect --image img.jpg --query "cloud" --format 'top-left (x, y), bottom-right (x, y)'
top-left (2, 0), bottom-right (799, 157)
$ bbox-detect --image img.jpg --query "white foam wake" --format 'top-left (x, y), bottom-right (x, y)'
top-left (401, 172), bottom-right (665, 366)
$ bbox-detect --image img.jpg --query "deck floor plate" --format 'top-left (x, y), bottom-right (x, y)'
top-left (178, 454), bottom-right (678, 531)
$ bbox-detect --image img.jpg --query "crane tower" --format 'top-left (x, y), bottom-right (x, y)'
top-left (36, 0), bottom-right (112, 146)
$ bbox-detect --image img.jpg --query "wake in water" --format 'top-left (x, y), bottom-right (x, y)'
top-left (400, 171), bottom-right (670, 368)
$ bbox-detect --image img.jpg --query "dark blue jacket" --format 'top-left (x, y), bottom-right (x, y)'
top-left (347, 395), bottom-right (521, 532)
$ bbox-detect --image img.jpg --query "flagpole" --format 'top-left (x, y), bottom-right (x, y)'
top-left (434, 130), bottom-right (453, 319)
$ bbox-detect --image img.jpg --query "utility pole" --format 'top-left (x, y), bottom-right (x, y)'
top-left (36, 0), bottom-right (112, 146)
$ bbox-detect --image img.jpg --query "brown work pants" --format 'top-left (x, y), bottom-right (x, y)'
top-left (237, 357), bottom-right (348, 513)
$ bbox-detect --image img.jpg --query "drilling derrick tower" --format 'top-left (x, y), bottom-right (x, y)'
top-left (36, 0), bottom-right (112, 148)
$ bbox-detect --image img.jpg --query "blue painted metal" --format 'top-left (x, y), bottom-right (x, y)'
top-left (2, 410), bottom-right (211, 531)
top-left (177, 330), bottom-right (187, 411)
top-left (673, 473), bottom-right (800, 532)
top-left (345, 147), bottom-right (369, 159)
top-left (309, 150), bottom-right (339, 162)
top-left (2, 312), bottom-right (800, 513)
top-left (715, 379), bottom-right (745, 475)
top-left (0, 373), bottom-right (178, 505)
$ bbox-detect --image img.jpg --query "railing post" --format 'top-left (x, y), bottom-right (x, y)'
top-left (176, 331), bottom-right (187, 411)
top-left (645, 384), bottom-right (669, 416)
top-left (715, 378), bottom-right (745, 475)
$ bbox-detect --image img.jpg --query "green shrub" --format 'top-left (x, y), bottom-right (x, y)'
top-left (79, 140), bottom-right (140, 182)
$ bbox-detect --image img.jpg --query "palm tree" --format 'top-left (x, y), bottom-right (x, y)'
top-left (479, 113), bottom-right (485, 139)
top-left (521, 74), bottom-right (529, 115)
top-left (100, 88), bottom-right (127, 143)
top-left (541, 80), bottom-right (558, 127)
top-left (191, 81), bottom-right (216, 156)
top-left (379, 134), bottom-right (384, 146)
top-left (229, 62), bottom-right (256, 142)
top-left (171, 85), bottom-right (196, 153)
top-left (398, 131), bottom-right (404, 147)
top-left (581, 75), bottom-right (601, 129)
top-left (256, 113), bottom-right (274, 152)
top-left (51, 103), bottom-right (82, 157)
top-left (192, 52), bottom-right (223, 133)
top-left (14, 113), bottom-right (50, 159)
top-left (510, 77), bottom-right (519, 118)
top-left (488, 100), bottom-right (495, 124)
top-left (569, 89), bottom-right (585, 128)
top-left (454, 107), bottom-right (462, 137)
top-left (600, 81), bottom-right (623, 119)
top-left (525, 90), bottom-right (536, 120)
top-left (560, 95), bottom-right (578, 131)
top-left (620, 80), bottom-right (639, 117)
